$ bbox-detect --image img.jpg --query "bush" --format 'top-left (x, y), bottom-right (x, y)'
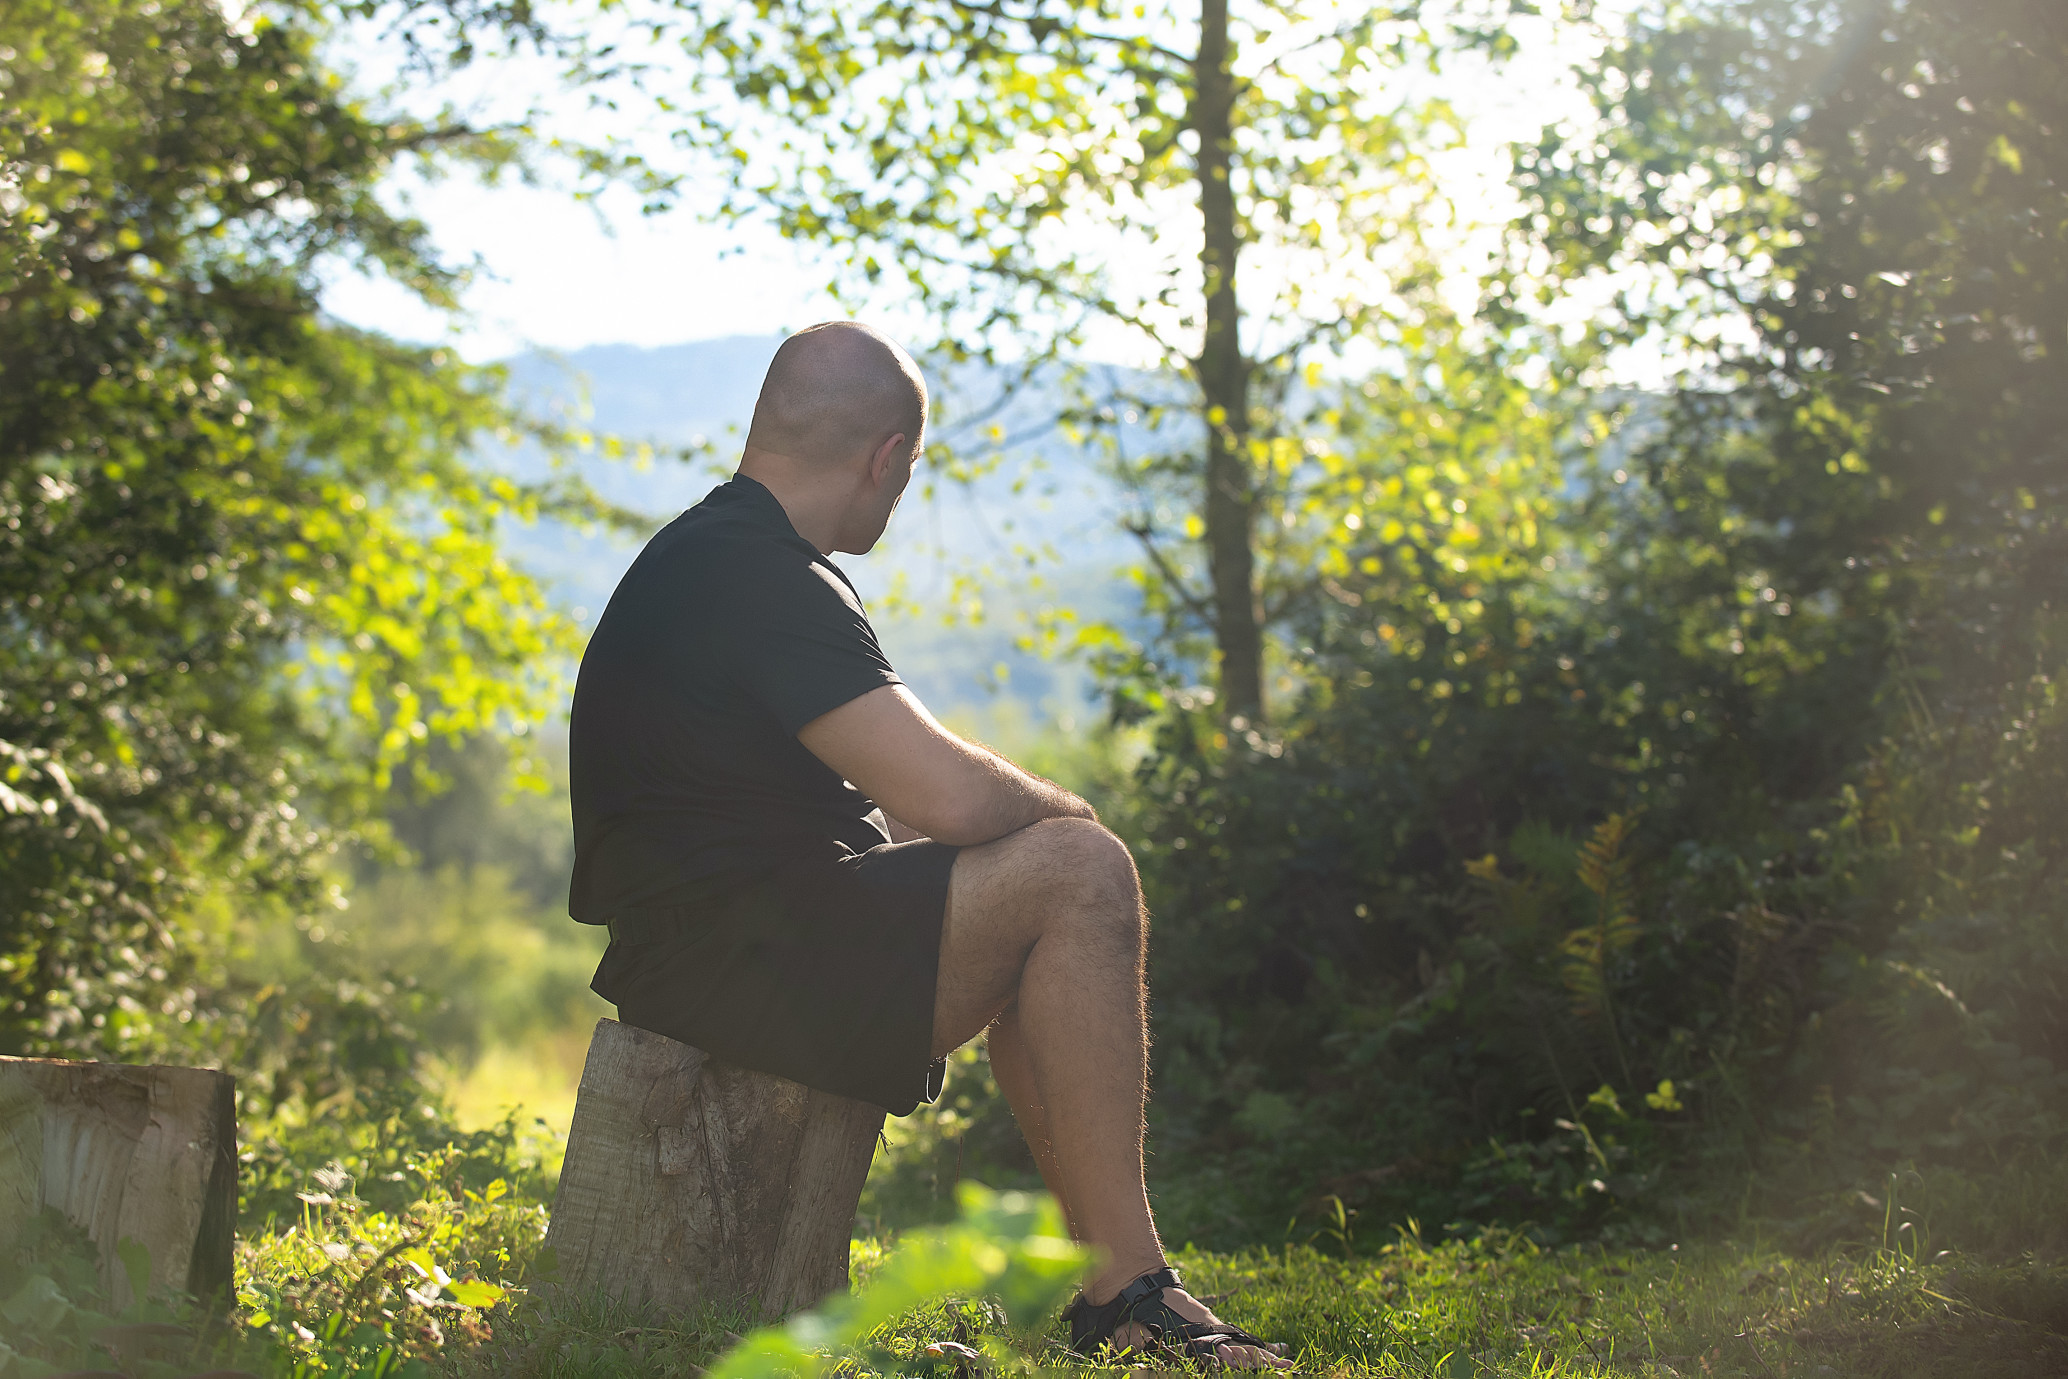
top-left (1120, 415), bottom-right (2068, 1249)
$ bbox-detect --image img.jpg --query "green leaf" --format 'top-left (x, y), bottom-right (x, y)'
top-left (709, 1185), bottom-right (1088, 1379)
top-left (116, 1235), bottom-right (153, 1306)
top-left (1644, 1080), bottom-right (1684, 1113)
top-left (443, 1279), bottom-right (505, 1308)
top-left (0, 1273), bottom-right (70, 1335)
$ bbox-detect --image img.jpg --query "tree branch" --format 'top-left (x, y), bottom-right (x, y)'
top-left (1262, 574), bottom-right (1322, 625)
top-left (1241, 5), bottom-right (1419, 88)
top-left (1126, 520), bottom-right (1216, 627)
top-left (936, 0), bottom-right (1193, 69)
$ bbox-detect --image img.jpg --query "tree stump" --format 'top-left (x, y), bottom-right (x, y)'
top-left (545, 1018), bottom-right (885, 1319)
top-left (0, 1055), bottom-right (236, 1305)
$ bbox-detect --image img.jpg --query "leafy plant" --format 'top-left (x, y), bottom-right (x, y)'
top-left (1558, 812), bottom-right (1641, 1085)
top-left (856, 1045), bottom-right (1044, 1236)
top-left (710, 1185), bottom-right (1087, 1379)
top-left (237, 1148), bottom-right (544, 1376)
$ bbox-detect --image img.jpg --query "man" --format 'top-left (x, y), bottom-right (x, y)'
top-left (569, 321), bottom-right (1289, 1367)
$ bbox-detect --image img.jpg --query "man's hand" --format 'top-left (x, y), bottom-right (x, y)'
top-left (798, 685), bottom-right (1094, 846)
top-left (879, 811), bottom-right (927, 844)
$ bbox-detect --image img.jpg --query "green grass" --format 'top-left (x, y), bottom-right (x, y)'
top-left (444, 1222), bottom-right (2068, 1379)
top-left (10, 1160), bottom-right (2065, 1378)
top-left (1166, 1235), bottom-right (2068, 1378)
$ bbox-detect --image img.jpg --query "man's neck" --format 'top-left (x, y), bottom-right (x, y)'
top-left (736, 449), bottom-right (853, 555)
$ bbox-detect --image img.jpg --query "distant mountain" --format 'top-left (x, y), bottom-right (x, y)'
top-left (494, 337), bottom-right (1153, 719)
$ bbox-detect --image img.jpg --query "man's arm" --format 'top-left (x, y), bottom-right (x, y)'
top-left (798, 684), bottom-right (1094, 846)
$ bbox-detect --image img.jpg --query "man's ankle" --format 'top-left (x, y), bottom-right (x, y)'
top-left (1084, 1252), bottom-right (1170, 1305)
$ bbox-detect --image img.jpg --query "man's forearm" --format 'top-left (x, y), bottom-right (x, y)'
top-left (955, 745), bottom-right (1096, 843)
top-left (879, 751), bottom-right (1090, 846)
top-left (799, 684), bottom-right (1098, 845)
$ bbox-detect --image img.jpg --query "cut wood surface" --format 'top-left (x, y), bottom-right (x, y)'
top-left (0, 1055), bottom-right (236, 1304)
top-left (545, 1018), bottom-right (885, 1319)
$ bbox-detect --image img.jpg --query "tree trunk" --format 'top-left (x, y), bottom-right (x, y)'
top-left (1191, 0), bottom-right (1264, 724)
top-left (0, 1055), bottom-right (236, 1306)
top-left (544, 1019), bottom-right (884, 1320)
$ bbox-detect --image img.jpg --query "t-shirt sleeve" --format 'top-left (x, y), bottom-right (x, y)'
top-left (719, 556), bottom-right (902, 735)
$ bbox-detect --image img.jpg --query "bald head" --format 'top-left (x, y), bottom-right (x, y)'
top-left (746, 322), bottom-right (927, 467)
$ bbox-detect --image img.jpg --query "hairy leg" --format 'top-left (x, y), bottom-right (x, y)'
top-left (983, 1006), bottom-right (1074, 1235)
top-left (933, 817), bottom-right (1162, 1292)
top-left (931, 820), bottom-right (1289, 1369)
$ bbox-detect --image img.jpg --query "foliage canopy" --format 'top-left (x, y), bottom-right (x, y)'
top-left (491, 0), bottom-right (1547, 720)
top-left (1117, 0), bottom-right (2068, 1243)
top-left (0, 0), bottom-right (606, 1051)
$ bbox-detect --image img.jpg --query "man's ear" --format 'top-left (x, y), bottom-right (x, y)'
top-left (868, 431), bottom-right (908, 485)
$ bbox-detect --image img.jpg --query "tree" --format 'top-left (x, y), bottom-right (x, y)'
top-left (1511, 0), bottom-right (2067, 726)
top-left (0, 0), bottom-right (612, 1051)
top-left (528, 0), bottom-right (1532, 722)
top-left (1107, 0), bottom-right (2068, 1241)
top-left (1508, 0), bottom-right (2068, 1174)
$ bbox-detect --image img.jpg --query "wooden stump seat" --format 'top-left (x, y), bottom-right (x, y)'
top-left (544, 1018), bottom-right (885, 1319)
top-left (0, 1055), bottom-right (236, 1305)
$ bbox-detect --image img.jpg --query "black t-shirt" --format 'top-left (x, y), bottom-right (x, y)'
top-left (566, 475), bottom-right (901, 924)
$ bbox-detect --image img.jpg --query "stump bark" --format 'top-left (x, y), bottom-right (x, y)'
top-left (0, 1055), bottom-right (236, 1305)
top-left (544, 1018), bottom-right (885, 1319)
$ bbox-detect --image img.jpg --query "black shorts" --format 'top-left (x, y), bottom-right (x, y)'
top-left (588, 838), bottom-right (959, 1116)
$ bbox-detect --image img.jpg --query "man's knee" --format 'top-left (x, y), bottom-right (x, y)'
top-left (1021, 817), bottom-right (1143, 943)
top-left (1024, 816), bottom-right (1137, 887)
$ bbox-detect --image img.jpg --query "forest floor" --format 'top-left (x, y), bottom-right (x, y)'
top-left (447, 1231), bottom-right (2068, 1379)
top-left (12, 1187), bottom-right (2067, 1377)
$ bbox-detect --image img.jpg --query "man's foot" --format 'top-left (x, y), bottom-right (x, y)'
top-left (1066, 1267), bottom-right (1295, 1370)
top-left (1113, 1285), bottom-right (1292, 1369)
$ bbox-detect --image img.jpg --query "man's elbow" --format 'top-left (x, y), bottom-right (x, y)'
top-left (903, 796), bottom-right (1002, 847)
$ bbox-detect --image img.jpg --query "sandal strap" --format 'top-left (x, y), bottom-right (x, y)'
top-left (1061, 1265), bottom-right (1183, 1355)
top-left (1123, 1285), bottom-right (1273, 1361)
top-left (1114, 1264), bottom-right (1185, 1315)
top-left (1169, 1318), bottom-right (1275, 1358)
top-left (1062, 1265), bottom-right (1276, 1362)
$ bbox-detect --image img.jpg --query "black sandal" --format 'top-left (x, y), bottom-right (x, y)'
top-left (1060, 1266), bottom-right (1281, 1367)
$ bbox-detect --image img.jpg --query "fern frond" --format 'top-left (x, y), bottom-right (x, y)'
top-left (1575, 812), bottom-right (1638, 897)
top-left (1560, 812), bottom-right (1645, 1087)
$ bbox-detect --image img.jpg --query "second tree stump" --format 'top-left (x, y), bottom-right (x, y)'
top-left (0, 1054), bottom-right (236, 1307)
top-left (544, 1018), bottom-right (885, 1319)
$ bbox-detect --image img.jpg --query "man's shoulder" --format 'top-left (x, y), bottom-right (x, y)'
top-left (603, 514), bottom-right (867, 651)
top-left (629, 492), bottom-right (806, 586)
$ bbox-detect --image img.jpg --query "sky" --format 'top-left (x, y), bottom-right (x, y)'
top-left (319, 8), bottom-right (1603, 366)
top-left (320, 177), bottom-right (848, 359)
